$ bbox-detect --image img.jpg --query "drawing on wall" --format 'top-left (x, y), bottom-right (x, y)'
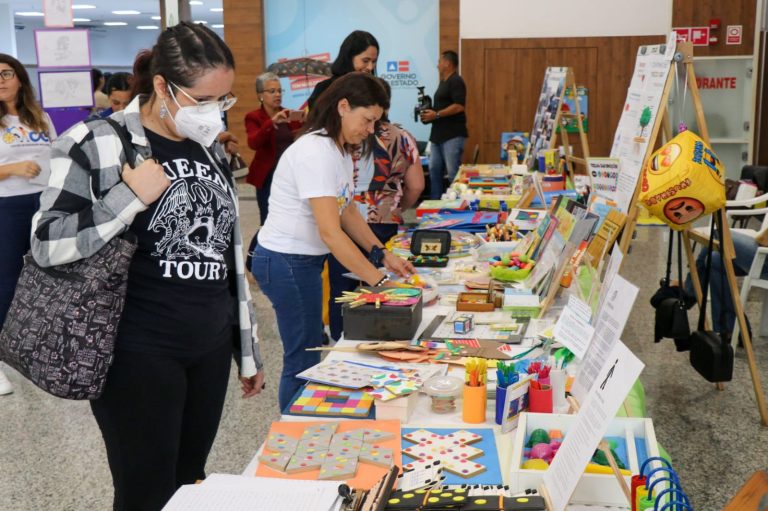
top-left (39, 71), bottom-right (94, 108)
top-left (43, 0), bottom-right (74, 28)
top-left (526, 67), bottom-right (567, 168)
top-left (35, 29), bottom-right (91, 69)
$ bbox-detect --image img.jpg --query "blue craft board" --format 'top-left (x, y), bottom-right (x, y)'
top-left (401, 427), bottom-right (503, 485)
top-left (635, 437), bottom-right (649, 469)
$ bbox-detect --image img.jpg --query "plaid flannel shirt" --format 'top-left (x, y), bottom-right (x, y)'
top-left (31, 95), bottom-right (263, 376)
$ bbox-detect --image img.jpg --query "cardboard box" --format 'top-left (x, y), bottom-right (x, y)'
top-left (374, 393), bottom-right (418, 422)
top-left (342, 286), bottom-right (423, 340)
top-left (510, 412), bottom-right (660, 506)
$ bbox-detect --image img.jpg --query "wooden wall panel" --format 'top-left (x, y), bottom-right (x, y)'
top-left (222, 0), bottom-right (265, 166)
top-left (462, 36), bottom-right (662, 164)
top-left (673, 0), bottom-right (757, 56)
top-left (440, 0), bottom-right (460, 55)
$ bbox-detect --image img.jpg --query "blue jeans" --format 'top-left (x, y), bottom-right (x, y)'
top-left (0, 192), bottom-right (40, 329)
top-left (250, 243), bottom-right (327, 410)
top-left (689, 231), bottom-right (768, 332)
top-left (429, 136), bottom-right (466, 199)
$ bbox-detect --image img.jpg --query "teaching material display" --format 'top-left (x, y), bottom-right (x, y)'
top-left (43, 0), bottom-right (74, 27)
top-left (526, 67), bottom-right (567, 168)
top-left (38, 70), bottom-right (94, 108)
top-left (287, 383), bottom-right (375, 418)
top-left (34, 29), bottom-right (91, 68)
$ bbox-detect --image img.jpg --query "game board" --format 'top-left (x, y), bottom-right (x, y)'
top-left (401, 428), bottom-right (502, 485)
top-left (256, 420), bottom-right (402, 491)
top-left (288, 384), bottom-right (374, 418)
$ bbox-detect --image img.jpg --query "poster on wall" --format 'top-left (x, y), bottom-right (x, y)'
top-left (264, 0), bottom-right (439, 141)
top-left (526, 67), bottom-right (567, 168)
top-left (609, 42), bottom-right (673, 213)
top-left (43, 0), bottom-right (74, 28)
top-left (39, 70), bottom-right (94, 108)
top-left (34, 29), bottom-right (91, 68)
top-left (560, 86), bottom-right (588, 133)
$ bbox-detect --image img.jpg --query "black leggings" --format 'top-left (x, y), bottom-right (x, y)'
top-left (90, 340), bottom-right (232, 511)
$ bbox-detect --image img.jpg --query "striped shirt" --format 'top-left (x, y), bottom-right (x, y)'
top-left (30, 95), bottom-right (263, 376)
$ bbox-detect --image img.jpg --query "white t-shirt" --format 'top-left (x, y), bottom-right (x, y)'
top-left (258, 131), bottom-right (354, 255)
top-left (0, 113), bottom-right (56, 197)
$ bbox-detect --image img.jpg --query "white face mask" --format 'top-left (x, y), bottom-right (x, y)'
top-left (166, 87), bottom-right (224, 146)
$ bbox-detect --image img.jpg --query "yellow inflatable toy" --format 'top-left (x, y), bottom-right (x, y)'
top-left (638, 130), bottom-right (725, 230)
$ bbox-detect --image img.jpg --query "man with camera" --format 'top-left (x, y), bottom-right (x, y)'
top-left (419, 50), bottom-right (468, 199)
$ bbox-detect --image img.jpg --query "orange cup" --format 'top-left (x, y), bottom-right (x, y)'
top-left (462, 384), bottom-right (487, 423)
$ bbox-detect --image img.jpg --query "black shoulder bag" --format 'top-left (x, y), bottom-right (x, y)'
top-left (689, 217), bottom-right (734, 382)
top-left (651, 230), bottom-right (695, 351)
top-left (0, 118), bottom-right (138, 400)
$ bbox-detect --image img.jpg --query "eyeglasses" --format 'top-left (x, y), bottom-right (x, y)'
top-left (263, 88), bottom-right (283, 94)
top-left (0, 70), bottom-right (16, 81)
top-left (168, 81), bottom-right (238, 113)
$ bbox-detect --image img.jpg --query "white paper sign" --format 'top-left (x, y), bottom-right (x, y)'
top-left (552, 306), bottom-right (595, 359)
top-left (587, 158), bottom-right (620, 203)
top-left (39, 71), bottom-right (94, 108)
top-left (43, 0), bottom-right (73, 28)
top-left (35, 29), bottom-right (91, 68)
top-left (571, 274), bottom-right (638, 403)
top-left (542, 340), bottom-right (645, 511)
top-left (567, 295), bottom-right (592, 323)
top-left (595, 243), bottom-right (624, 316)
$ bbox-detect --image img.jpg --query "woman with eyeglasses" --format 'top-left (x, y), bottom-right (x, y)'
top-left (31, 23), bottom-right (265, 511)
top-left (245, 72), bottom-right (305, 224)
top-left (0, 54), bottom-right (57, 396)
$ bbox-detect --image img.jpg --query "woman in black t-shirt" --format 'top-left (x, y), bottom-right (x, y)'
top-left (32, 23), bottom-right (265, 511)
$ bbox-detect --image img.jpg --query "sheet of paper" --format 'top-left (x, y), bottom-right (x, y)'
top-left (567, 296), bottom-right (592, 323)
top-left (587, 158), bottom-right (621, 203)
top-left (162, 484), bottom-right (340, 511)
top-left (595, 243), bottom-right (624, 316)
top-left (39, 71), bottom-right (94, 108)
top-left (542, 341), bottom-right (644, 511)
top-left (43, 0), bottom-right (73, 27)
top-left (552, 306), bottom-right (595, 360)
top-left (571, 274), bottom-right (638, 402)
top-left (35, 29), bottom-right (91, 68)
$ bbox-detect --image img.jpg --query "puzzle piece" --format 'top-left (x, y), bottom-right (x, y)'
top-left (328, 435), bottom-right (363, 457)
top-left (362, 428), bottom-right (395, 444)
top-left (402, 429), bottom-right (487, 479)
top-left (285, 451), bottom-right (327, 474)
top-left (385, 379), bottom-right (420, 396)
top-left (318, 454), bottom-right (358, 480)
top-left (368, 387), bottom-right (398, 401)
top-left (370, 372), bottom-right (403, 388)
top-left (266, 432), bottom-right (298, 454)
top-left (358, 444), bottom-right (394, 468)
top-left (258, 451), bottom-right (293, 473)
top-left (295, 437), bottom-right (331, 456)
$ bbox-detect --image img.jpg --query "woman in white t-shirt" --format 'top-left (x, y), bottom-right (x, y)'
top-left (252, 72), bottom-right (413, 409)
top-left (0, 54), bottom-right (56, 395)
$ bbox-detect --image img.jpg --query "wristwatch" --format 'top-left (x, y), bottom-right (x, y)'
top-left (436, 111), bottom-right (441, 119)
top-left (368, 245), bottom-right (385, 267)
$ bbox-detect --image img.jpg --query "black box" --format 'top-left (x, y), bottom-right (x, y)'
top-left (341, 286), bottom-right (423, 340)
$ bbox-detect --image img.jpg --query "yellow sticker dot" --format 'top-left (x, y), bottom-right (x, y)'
top-left (415, 489), bottom-right (426, 494)
top-left (403, 494), bottom-right (414, 499)
top-left (454, 496), bottom-right (466, 502)
top-left (388, 498), bottom-right (400, 504)
top-left (517, 497), bottom-right (529, 503)
top-left (441, 493), bottom-right (452, 497)
top-left (428, 497), bottom-right (440, 503)
top-left (455, 489), bottom-right (467, 494)
top-left (476, 499), bottom-right (487, 505)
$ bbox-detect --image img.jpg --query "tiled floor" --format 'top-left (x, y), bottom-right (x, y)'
top-left (1, 198), bottom-right (766, 510)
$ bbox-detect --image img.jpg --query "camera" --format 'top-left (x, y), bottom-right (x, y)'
top-left (413, 86), bottom-right (433, 123)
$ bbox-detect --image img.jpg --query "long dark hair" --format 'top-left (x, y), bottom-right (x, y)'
top-left (0, 54), bottom-right (48, 133)
top-left (330, 30), bottom-right (379, 76)
top-left (131, 21), bottom-right (235, 98)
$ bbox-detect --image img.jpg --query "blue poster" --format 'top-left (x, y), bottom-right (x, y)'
top-left (264, 0), bottom-right (439, 141)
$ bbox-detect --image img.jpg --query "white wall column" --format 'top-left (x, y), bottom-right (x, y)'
top-left (0, 3), bottom-right (17, 57)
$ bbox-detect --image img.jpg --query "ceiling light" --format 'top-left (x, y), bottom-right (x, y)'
top-left (150, 15), bottom-right (161, 20)
top-left (137, 25), bottom-right (159, 30)
top-left (112, 10), bottom-right (141, 15)
top-left (103, 21), bottom-right (127, 26)
top-left (212, 24), bottom-right (224, 28)
top-left (210, 7), bottom-right (223, 11)
top-left (15, 11), bottom-right (44, 16)
top-left (190, 1), bottom-right (204, 5)
top-left (72, 4), bottom-right (96, 9)
top-left (73, 18), bottom-right (91, 22)
top-left (194, 20), bottom-right (207, 24)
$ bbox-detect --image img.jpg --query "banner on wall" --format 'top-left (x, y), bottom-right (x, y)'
top-left (264, 0), bottom-right (439, 141)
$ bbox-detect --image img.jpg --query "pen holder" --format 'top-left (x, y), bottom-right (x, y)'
top-left (495, 385), bottom-right (507, 425)
top-left (528, 384), bottom-right (553, 413)
top-left (462, 384), bottom-right (487, 423)
top-left (550, 369), bottom-right (568, 413)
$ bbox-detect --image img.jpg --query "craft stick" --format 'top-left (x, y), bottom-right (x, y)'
top-left (567, 396), bottom-right (580, 413)
top-left (598, 440), bottom-right (632, 504)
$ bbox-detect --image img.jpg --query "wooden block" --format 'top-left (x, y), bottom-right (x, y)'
top-left (359, 445), bottom-right (394, 468)
top-left (266, 432), bottom-right (298, 454)
top-left (401, 428), bottom-right (487, 480)
top-left (328, 434), bottom-right (363, 457)
top-left (258, 451), bottom-right (293, 473)
top-left (295, 438), bottom-right (331, 456)
top-left (300, 423), bottom-right (338, 443)
top-left (318, 455), bottom-right (358, 480)
top-left (285, 451), bottom-right (327, 474)
top-left (361, 428), bottom-right (396, 444)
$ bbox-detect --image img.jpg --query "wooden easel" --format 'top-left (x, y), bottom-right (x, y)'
top-left (616, 42), bottom-right (768, 426)
top-left (526, 67), bottom-right (591, 178)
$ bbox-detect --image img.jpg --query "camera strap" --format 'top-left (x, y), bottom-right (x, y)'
top-left (697, 219), bottom-right (726, 338)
